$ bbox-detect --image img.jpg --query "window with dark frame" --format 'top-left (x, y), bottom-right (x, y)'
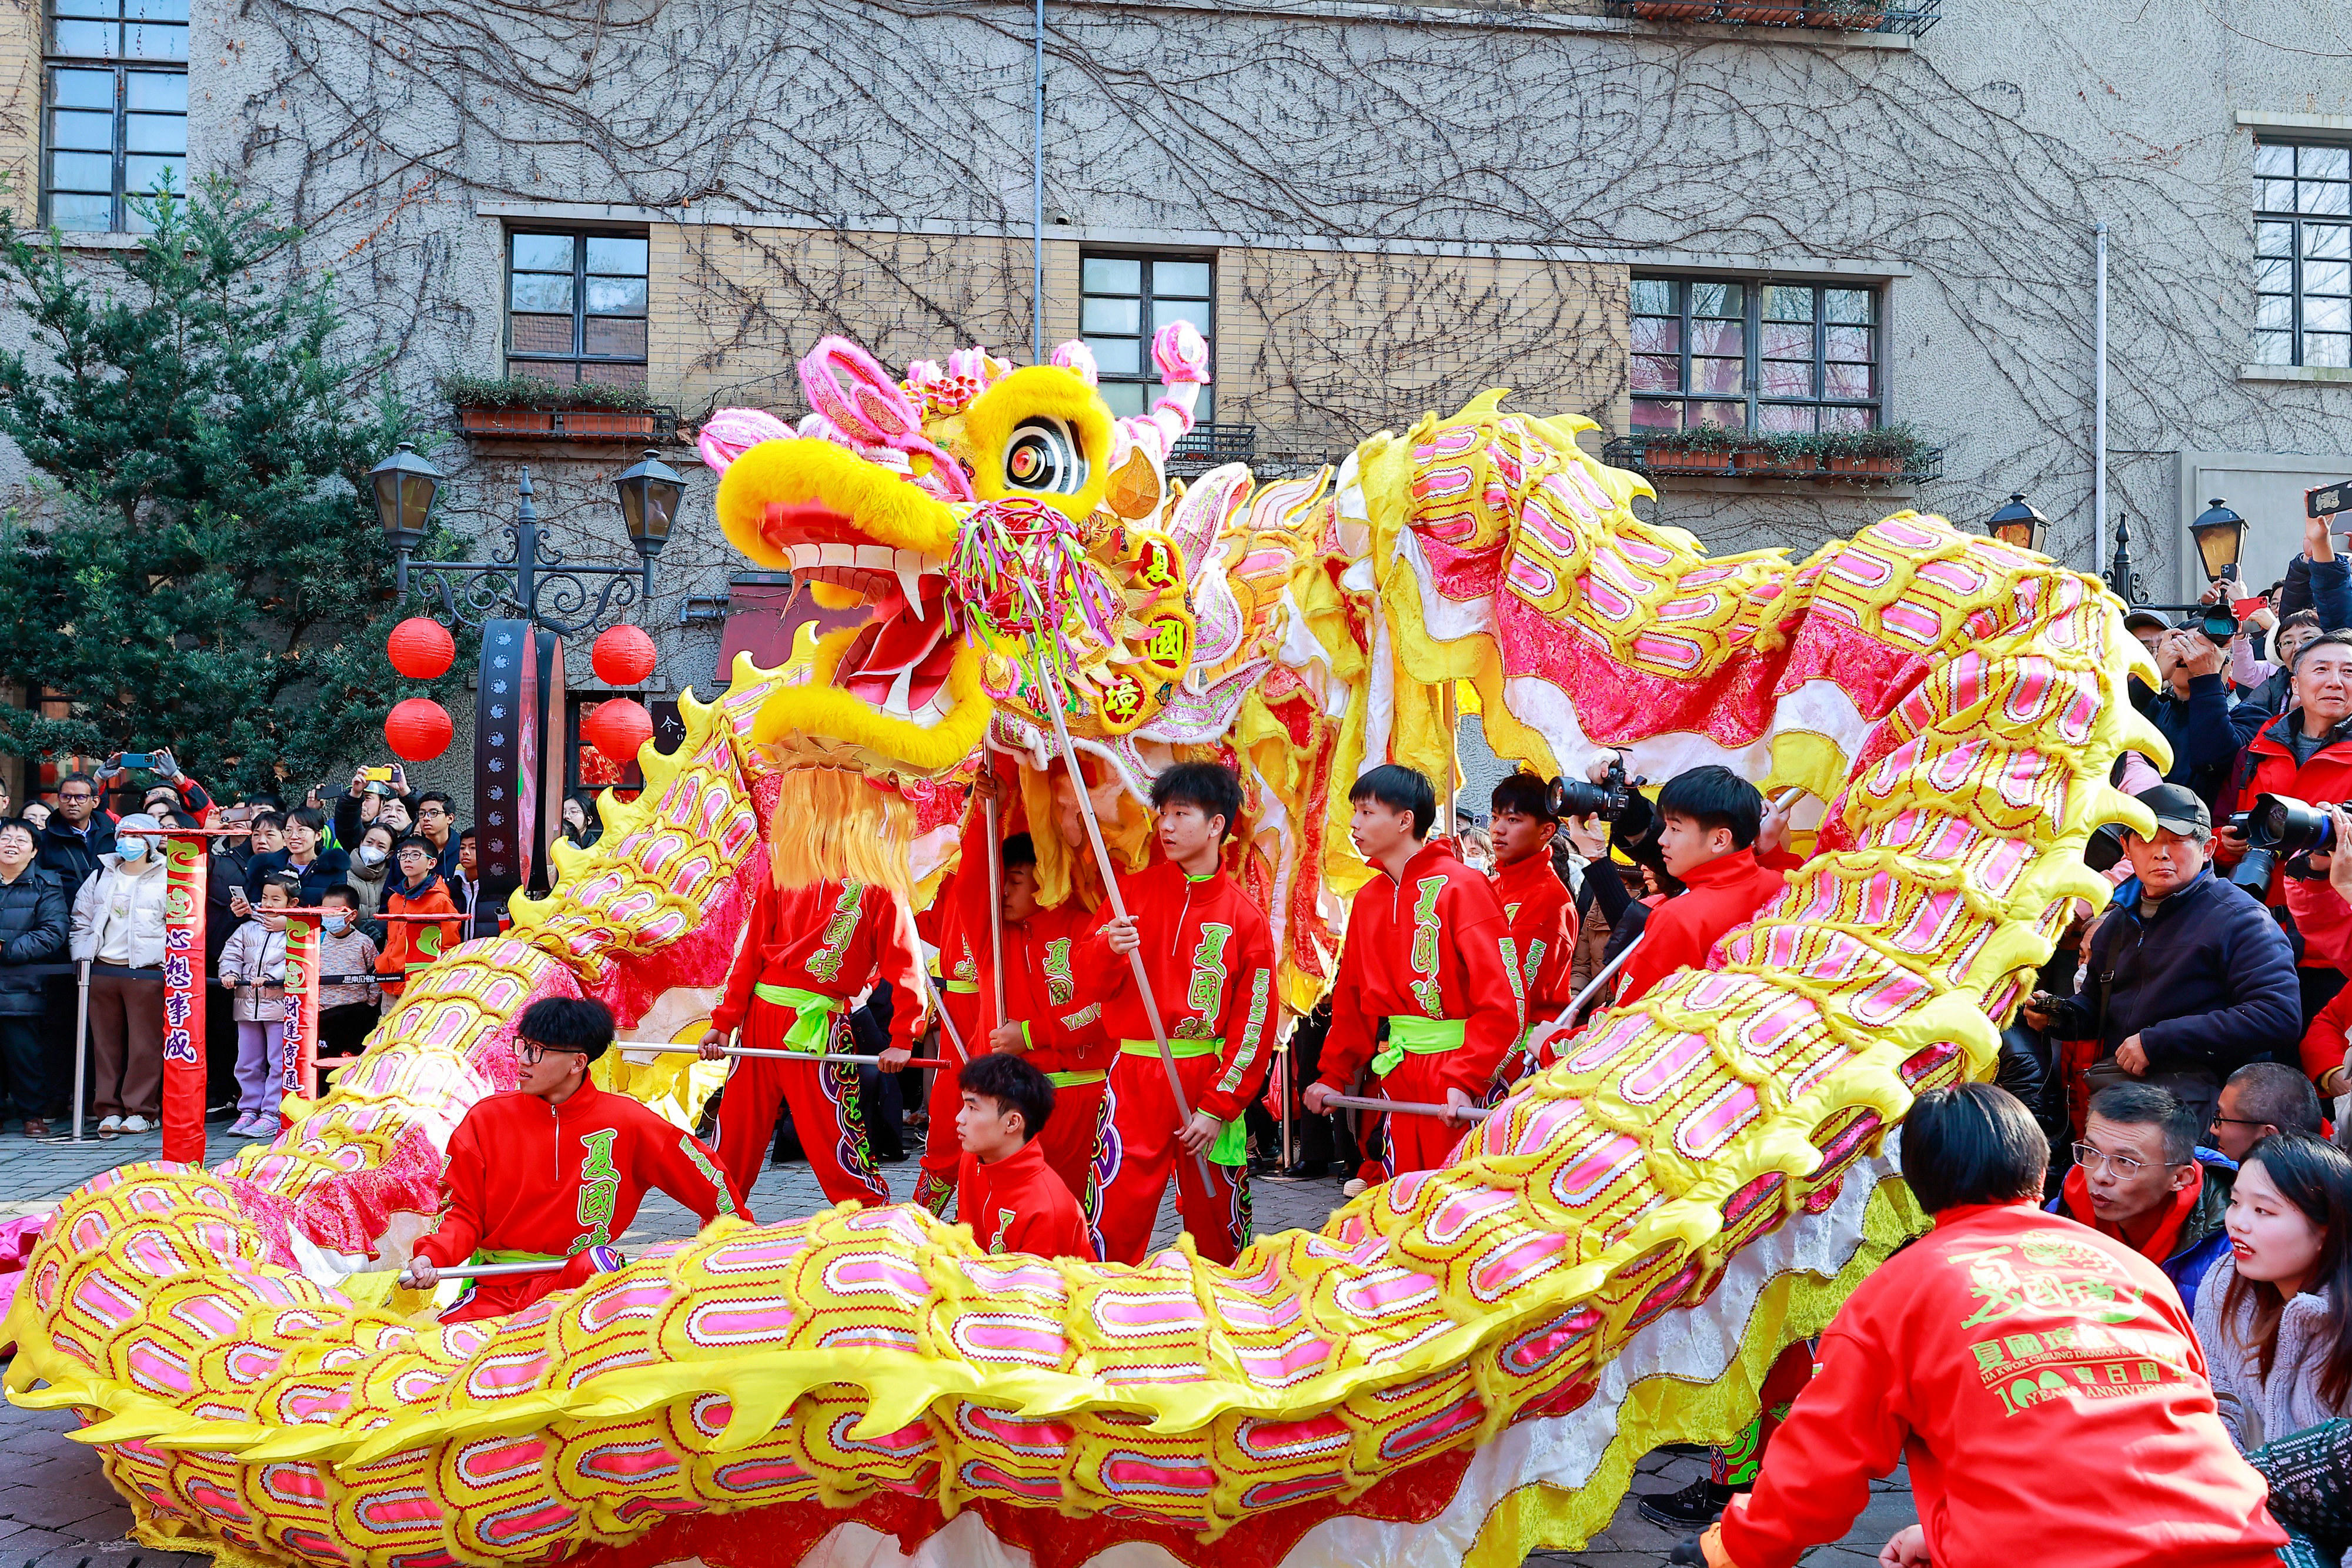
top-left (2254, 141), bottom-right (2351, 369)
top-left (44, 0), bottom-right (186, 233)
top-left (506, 231), bottom-right (650, 390)
top-left (1630, 276), bottom-right (1881, 434)
top-left (1080, 253), bottom-right (1214, 420)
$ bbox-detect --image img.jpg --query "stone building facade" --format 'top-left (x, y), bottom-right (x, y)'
top-left (2, 0), bottom-right (2348, 804)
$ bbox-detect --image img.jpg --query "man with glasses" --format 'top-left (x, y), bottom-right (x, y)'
top-left (36, 772), bottom-right (115, 898)
top-left (403, 997), bottom-right (750, 1323)
top-left (2207, 1060), bottom-right (2325, 1162)
top-left (2048, 1081), bottom-right (2236, 1304)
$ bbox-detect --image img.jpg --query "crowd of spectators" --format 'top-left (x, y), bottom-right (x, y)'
top-left (0, 754), bottom-right (485, 1139)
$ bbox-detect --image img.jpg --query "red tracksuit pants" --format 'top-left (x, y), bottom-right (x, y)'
top-left (1374, 1052), bottom-right (1479, 1178)
top-left (1095, 1050), bottom-right (1251, 1266)
top-left (1038, 1072), bottom-right (1108, 1225)
top-left (709, 1000), bottom-right (888, 1209)
top-left (910, 987), bottom-right (983, 1216)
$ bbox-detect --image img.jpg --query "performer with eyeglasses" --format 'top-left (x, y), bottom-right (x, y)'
top-left (405, 997), bottom-right (750, 1322)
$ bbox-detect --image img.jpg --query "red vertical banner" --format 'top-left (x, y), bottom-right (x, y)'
top-left (159, 834), bottom-right (207, 1165)
top-left (279, 913), bottom-right (319, 1123)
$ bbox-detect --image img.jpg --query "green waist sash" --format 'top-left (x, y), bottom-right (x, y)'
top-left (1045, 1069), bottom-right (1107, 1088)
top-left (1118, 1039), bottom-right (1247, 1166)
top-left (1373, 1015), bottom-right (1466, 1079)
top-left (752, 981), bottom-right (838, 1052)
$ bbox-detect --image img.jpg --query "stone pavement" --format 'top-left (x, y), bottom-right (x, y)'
top-left (0, 1129), bottom-right (1915, 1567)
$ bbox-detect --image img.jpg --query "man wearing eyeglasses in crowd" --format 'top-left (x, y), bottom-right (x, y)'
top-left (2047, 1081), bottom-right (2237, 1305)
top-left (402, 997), bottom-right (751, 1322)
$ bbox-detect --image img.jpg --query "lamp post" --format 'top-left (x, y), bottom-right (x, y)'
top-left (2189, 497), bottom-right (2249, 592)
top-left (368, 443), bottom-right (684, 907)
top-left (369, 444), bottom-right (683, 634)
top-left (1985, 492), bottom-right (2048, 554)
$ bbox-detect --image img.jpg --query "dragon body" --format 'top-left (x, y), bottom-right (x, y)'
top-left (3, 326), bottom-right (2165, 1568)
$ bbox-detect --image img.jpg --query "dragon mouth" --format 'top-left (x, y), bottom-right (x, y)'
top-left (766, 501), bottom-right (962, 727)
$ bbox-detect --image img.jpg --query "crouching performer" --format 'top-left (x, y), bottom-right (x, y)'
top-left (406, 997), bottom-right (750, 1323)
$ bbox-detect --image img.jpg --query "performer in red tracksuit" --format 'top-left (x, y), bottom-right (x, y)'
top-left (406, 997), bottom-right (748, 1323)
top-left (1487, 770), bottom-right (1576, 1082)
top-left (986, 831), bottom-right (1114, 1225)
top-left (1307, 764), bottom-right (1524, 1176)
top-left (1697, 1082), bottom-right (2285, 1568)
top-left (1075, 762), bottom-right (1278, 1266)
top-left (911, 761), bottom-right (1019, 1216)
top-left (700, 868), bottom-right (924, 1208)
top-left (1612, 765), bottom-right (1789, 1008)
top-left (954, 1052), bottom-right (1096, 1261)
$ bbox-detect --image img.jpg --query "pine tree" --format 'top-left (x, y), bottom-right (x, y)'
top-left (0, 176), bottom-right (463, 797)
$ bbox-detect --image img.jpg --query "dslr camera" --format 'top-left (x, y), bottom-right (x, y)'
top-left (1546, 755), bottom-right (1642, 822)
top-left (2229, 793), bottom-right (2338, 891)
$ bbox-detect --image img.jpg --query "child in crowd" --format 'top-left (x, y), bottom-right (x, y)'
top-left (315, 885), bottom-right (382, 1057)
top-left (1306, 764), bottom-right (1522, 1174)
top-left (376, 835), bottom-right (463, 998)
top-left (219, 869), bottom-right (298, 1138)
top-left (955, 1052), bottom-right (1095, 1261)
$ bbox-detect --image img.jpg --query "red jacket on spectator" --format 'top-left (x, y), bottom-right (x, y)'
top-left (2219, 709), bottom-right (2352, 972)
top-left (2302, 981), bottom-right (2352, 1089)
top-left (1615, 848), bottom-right (1788, 1007)
top-left (1708, 1201), bottom-right (2285, 1568)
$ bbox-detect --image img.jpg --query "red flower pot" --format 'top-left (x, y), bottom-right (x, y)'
top-left (456, 406), bottom-right (554, 436)
top-left (1646, 449), bottom-right (1733, 473)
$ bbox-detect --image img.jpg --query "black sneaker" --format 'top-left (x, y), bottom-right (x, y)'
top-left (1637, 1477), bottom-right (1738, 1531)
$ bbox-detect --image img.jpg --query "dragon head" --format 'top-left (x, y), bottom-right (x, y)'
top-left (704, 329), bottom-right (1213, 781)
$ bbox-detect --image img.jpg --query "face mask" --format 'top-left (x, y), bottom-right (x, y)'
top-left (116, 837), bottom-right (149, 861)
top-left (357, 845), bottom-right (388, 867)
top-left (323, 912), bottom-right (352, 935)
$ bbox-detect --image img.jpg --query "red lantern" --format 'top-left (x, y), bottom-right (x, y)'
top-left (591, 624), bottom-right (658, 687)
top-left (386, 616), bottom-right (456, 680)
top-left (583, 698), bottom-right (654, 765)
top-left (385, 697), bottom-right (453, 761)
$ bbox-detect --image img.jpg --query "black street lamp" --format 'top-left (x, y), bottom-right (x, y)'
top-left (1985, 492), bottom-right (2047, 554)
top-left (368, 446), bottom-right (683, 637)
top-left (2189, 497), bottom-right (2249, 589)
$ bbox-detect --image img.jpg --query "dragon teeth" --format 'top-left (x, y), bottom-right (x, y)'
top-left (884, 664), bottom-right (917, 718)
top-left (893, 550), bottom-right (926, 614)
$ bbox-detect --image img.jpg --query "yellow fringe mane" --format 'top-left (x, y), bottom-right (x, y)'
top-left (767, 767), bottom-right (917, 900)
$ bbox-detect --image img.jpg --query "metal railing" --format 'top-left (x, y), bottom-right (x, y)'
top-left (1602, 0), bottom-right (1942, 36)
top-left (1168, 423), bottom-right (1258, 475)
top-left (1601, 434), bottom-right (1946, 486)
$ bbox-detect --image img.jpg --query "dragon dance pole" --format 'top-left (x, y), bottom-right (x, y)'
top-left (1320, 1092), bottom-right (1492, 1125)
top-left (984, 793), bottom-right (1007, 1032)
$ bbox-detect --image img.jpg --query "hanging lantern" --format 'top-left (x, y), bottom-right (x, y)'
top-left (384, 698), bottom-right (453, 761)
top-left (590, 624), bottom-right (658, 687)
top-left (386, 616), bottom-right (456, 680)
top-left (583, 698), bottom-right (653, 765)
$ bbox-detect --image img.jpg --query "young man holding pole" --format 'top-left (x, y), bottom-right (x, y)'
top-left (1487, 771), bottom-right (1577, 1078)
top-left (407, 997), bottom-right (747, 1322)
top-left (1077, 762), bottom-right (1278, 1265)
top-left (1305, 764), bottom-right (1524, 1176)
top-left (698, 850), bottom-right (925, 1208)
top-left (985, 831), bottom-right (1114, 1219)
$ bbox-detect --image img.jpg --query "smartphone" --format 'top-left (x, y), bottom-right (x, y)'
top-left (118, 751), bottom-right (155, 770)
top-left (362, 765), bottom-right (395, 784)
top-left (2307, 480), bottom-right (2351, 520)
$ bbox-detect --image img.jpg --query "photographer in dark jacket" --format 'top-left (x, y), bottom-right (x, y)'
top-left (0, 820), bottom-right (66, 1138)
top-left (2024, 784), bottom-right (2300, 1132)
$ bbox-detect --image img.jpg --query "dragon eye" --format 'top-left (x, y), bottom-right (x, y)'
top-left (1003, 417), bottom-right (1086, 495)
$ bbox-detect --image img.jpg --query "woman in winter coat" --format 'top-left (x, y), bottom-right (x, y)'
top-left (66, 813), bottom-right (171, 1137)
top-left (0, 819), bottom-right (66, 1137)
top-left (2194, 1131), bottom-right (2352, 1566)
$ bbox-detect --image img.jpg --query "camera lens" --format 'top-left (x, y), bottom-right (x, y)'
top-left (2233, 847), bottom-right (2279, 893)
top-left (2200, 606), bottom-right (2239, 643)
top-left (1547, 778), bottom-right (1609, 818)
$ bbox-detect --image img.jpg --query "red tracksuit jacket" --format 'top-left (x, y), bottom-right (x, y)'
top-left (1002, 902), bottom-right (1113, 1076)
top-left (1712, 1202), bottom-right (2284, 1568)
top-left (1615, 848), bottom-right (1787, 1007)
top-left (413, 1079), bottom-right (749, 1320)
top-left (710, 877), bottom-right (926, 1049)
top-left (1073, 862), bottom-right (1279, 1124)
top-left (1491, 851), bottom-right (1577, 1028)
top-left (956, 1138), bottom-right (1096, 1260)
top-left (1318, 840), bottom-right (1523, 1097)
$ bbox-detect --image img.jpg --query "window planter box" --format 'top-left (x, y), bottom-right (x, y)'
top-left (1828, 455), bottom-right (1903, 476)
top-left (1644, 449), bottom-right (1735, 474)
top-left (1803, 1), bottom-right (1885, 24)
top-left (457, 406), bottom-right (555, 437)
top-left (1629, 0), bottom-right (1716, 16)
top-left (1720, 0), bottom-right (1806, 21)
top-left (556, 409), bottom-right (660, 440)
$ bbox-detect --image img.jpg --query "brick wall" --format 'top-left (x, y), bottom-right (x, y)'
top-left (0, 0), bottom-right (39, 221)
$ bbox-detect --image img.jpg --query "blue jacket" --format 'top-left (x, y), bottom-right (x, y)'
top-left (2049, 1146), bottom-right (2237, 1305)
top-left (2140, 672), bottom-right (2241, 810)
top-left (2041, 866), bottom-right (2299, 1079)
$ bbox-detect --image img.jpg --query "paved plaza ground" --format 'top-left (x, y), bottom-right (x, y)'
top-left (0, 1126), bottom-right (1913, 1568)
